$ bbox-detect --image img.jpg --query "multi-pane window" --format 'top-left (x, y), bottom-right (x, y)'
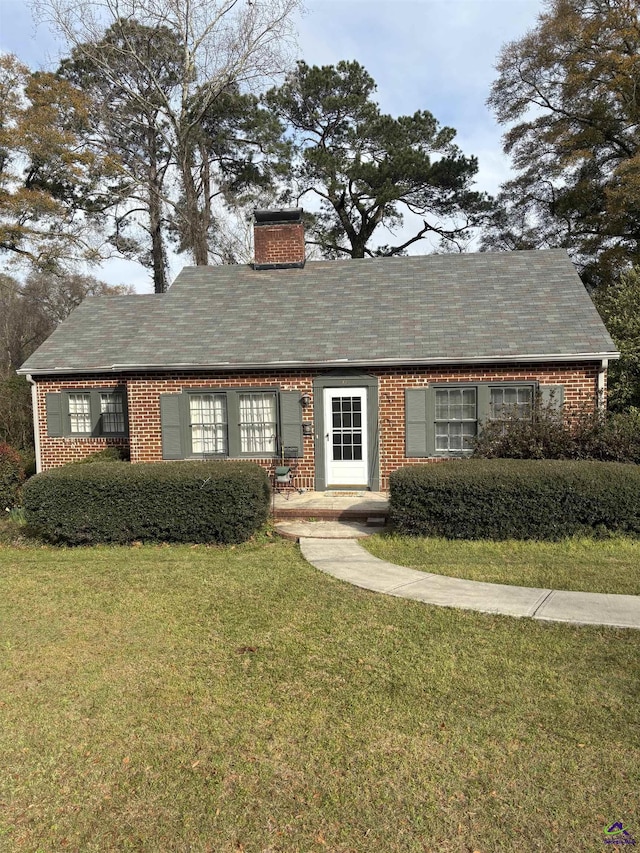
top-left (190, 394), bottom-right (227, 455)
top-left (332, 395), bottom-right (363, 461)
top-left (68, 393), bottom-right (91, 433)
top-left (489, 386), bottom-right (533, 422)
top-left (239, 392), bottom-right (277, 454)
top-left (406, 382), bottom-right (541, 458)
top-left (435, 388), bottom-right (477, 454)
top-left (100, 392), bottom-right (125, 434)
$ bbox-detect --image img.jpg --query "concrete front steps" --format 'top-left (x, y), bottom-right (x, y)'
top-left (272, 490), bottom-right (389, 525)
top-left (275, 520), bottom-right (381, 541)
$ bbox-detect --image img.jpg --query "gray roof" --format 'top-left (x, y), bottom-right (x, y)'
top-left (19, 249), bottom-right (618, 375)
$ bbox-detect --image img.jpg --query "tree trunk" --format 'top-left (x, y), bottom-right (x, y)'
top-left (147, 129), bottom-right (167, 293)
top-left (180, 145), bottom-right (209, 266)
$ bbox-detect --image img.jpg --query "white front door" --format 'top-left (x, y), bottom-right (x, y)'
top-left (323, 387), bottom-right (368, 487)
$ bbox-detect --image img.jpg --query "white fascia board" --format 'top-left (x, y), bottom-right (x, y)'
top-left (18, 350), bottom-right (620, 376)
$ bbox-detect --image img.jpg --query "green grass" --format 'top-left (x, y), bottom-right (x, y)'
top-left (363, 534), bottom-right (640, 595)
top-left (0, 539), bottom-right (638, 852)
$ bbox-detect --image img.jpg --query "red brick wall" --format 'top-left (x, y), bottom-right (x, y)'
top-left (126, 370), bottom-right (316, 488)
top-left (35, 377), bottom-right (131, 468)
top-left (377, 362), bottom-right (599, 489)
top-left (34, 362), bottom-right (600, 489)
top-left (254, 222), bottom-right (305, 267)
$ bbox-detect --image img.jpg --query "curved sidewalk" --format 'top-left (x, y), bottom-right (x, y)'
top-left (299, 537), bottom-right (640, 630)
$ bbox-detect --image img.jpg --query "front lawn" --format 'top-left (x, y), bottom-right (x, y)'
top-left (364, 534), bottom-right (640, 595)
top-left (1, 539), bottom-right (638, 852)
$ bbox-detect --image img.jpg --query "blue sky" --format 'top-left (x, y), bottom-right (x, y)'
top-left (0, 0), bottom-right (543, 290)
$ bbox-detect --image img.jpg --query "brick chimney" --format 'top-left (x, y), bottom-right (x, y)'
top-left (253, 208), bottom-right (305, 269)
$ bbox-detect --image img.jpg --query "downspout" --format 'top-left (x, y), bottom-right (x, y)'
top-left (26, 374), bottom-right (42, 474)
top-left (597, 359), bottom-right (608, 411)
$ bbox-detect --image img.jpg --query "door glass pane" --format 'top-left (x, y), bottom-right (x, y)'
top-left (332, 433), bottom-right (342, 460)
top-left (353, 432), bottom-right (362, 460)
top-left (331, 395), bottom-right (364, 463)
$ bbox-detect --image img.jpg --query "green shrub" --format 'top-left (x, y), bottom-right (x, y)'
top-left (389, 459), bottom-right (640, 540)
top-left (573, 410), bottom-right (640, 463)
top-left (18, 449), bottom-right (37, 478)
top-left (23, 461), bottom-right (270, 545)
top-left (73, 447), bottom-right (130, 464)
top-left (473, 405), bottom-right (640, 464)
top-left (0, 442), bottom-right (25, 511)
top-left (472, 393), bottom-right (574, 460)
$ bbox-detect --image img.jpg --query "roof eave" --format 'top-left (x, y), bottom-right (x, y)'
top-left (18, 350), bottom-right (621, 377)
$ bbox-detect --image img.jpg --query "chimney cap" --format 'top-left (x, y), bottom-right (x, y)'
top-left (254, 207), bottom-right (303, 226)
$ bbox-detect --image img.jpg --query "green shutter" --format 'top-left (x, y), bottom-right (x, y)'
top-left (540, 384), bottom-right (565, 413)
top-left (46, 393), bottom-right (63, 437)
top-left (405, 388), bottom-right (430, 457)
top-left (226, 392), bottom-right (241, 457)
top-left (280, 391), bottom-right (303, 457)
top-left (160, 394), bottom-right (184, 459)
top-left (120, 388), bottom-right (130, 436)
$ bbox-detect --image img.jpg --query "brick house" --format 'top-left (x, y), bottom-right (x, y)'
top-left (18, 209), bottom-right (618, 490)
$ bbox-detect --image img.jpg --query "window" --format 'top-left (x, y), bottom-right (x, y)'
top-left (189, 393), bottom-right (227, 455)
top-left (100, 392), bottom-right (126, 434)
top-left (52, 389), bottom-right (128, 437)
top-left (435, 387), bottom-right (477, 454)
top-left (68, 393), bottom-right (91, 434)
top-left (405, 382), bottom-right (539, 458)
top-left (161, 389), bottom-right (303, 461)
top-left (239, 392), bottom-right (277, 454)
top-left (489, 386), bottom-right (533, 423)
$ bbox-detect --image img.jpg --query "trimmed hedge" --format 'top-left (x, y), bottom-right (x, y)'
top-left (0, 442), bottom-right (25, 511)
top-left (23, 461), bottom-right (271, 545)
top-left (390, 460), bottom-right (640, 540)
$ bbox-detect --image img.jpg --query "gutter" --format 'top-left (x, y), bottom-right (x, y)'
top-left (25, 374), bottom-right (42, 474)
top-left (597, 358), bottom-right (608, 410)
top-left (17, 351), bottom-right (621, 377)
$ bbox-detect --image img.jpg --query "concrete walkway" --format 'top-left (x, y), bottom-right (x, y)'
top-left (298, 536), bottom-right (640, 630)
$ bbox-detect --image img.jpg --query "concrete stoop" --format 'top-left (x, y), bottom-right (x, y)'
top-left (271, 490), bottom-right (389, 524)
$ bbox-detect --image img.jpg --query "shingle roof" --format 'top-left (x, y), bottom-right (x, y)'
top-left (18, 249), bottom-right (618, 375)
